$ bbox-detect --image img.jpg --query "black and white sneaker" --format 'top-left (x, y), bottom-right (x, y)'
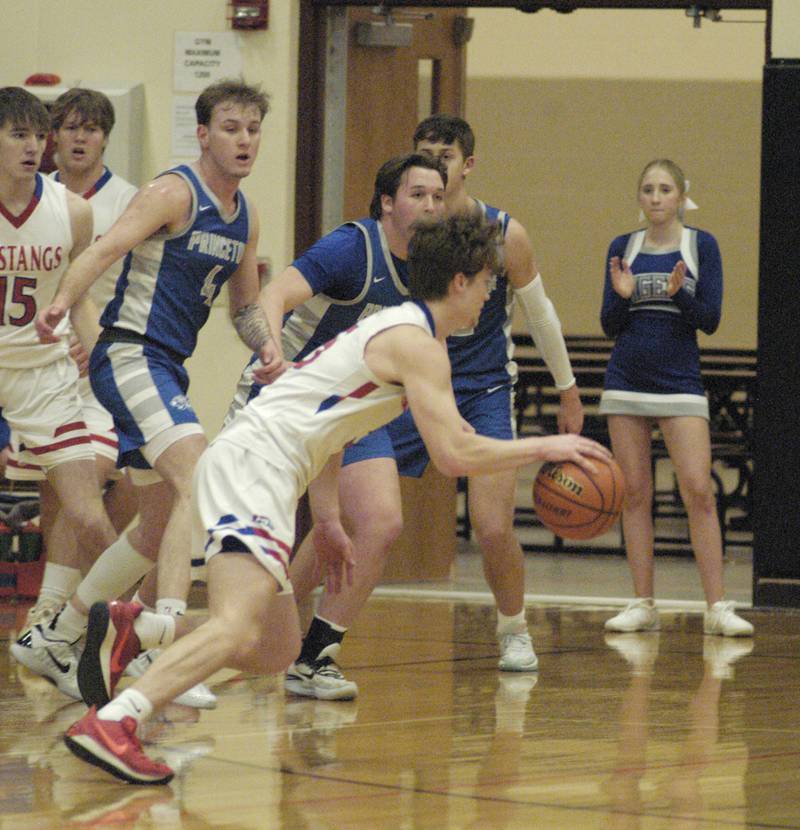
top-left (10, 623), bottom-right (82, 700)
top-left (285, 643), bottom-right (358, 701)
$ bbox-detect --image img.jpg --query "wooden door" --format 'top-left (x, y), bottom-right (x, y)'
top-left (342, 5), bottom-right (467, 219)
top-left (297, 4), bottom-right (468, 579)
top-left (346, 7), bottom-right (467, 580)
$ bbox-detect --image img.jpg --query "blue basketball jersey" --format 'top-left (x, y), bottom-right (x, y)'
top-left (283, 218), bottom-right (409, 361)
top-left (447, 200), bottom-right (512, 393)
top-left (101, 165), bottom-right (249, 359)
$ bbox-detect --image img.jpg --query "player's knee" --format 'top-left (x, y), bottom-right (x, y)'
top-left (127, 523), bottom-right (161, 561)
top-left (348, 506), bottom-right (403, 550)
top-left (682, 479), bottom-right (716, 513)
top-left (380, 511), bottom-right (404, 548)
top-left (61, 498), bottom-right (109, 540)
top-left (472, 517), bottom-right (514, 552)
top-left (623, 484), bottom-right (651, 513)
top-left (258, 630), bottom-right (301, 674)
top-left (234, 626), bottom-right (300, 674)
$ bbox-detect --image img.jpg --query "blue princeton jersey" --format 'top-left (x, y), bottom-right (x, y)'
top-left (101, 165), bottom-right (249, 359)
top-left (282, 218), bottom-right (409, 361)
top-left (230, 218), bottom-right (410, 417)
top-left (447, 201), bottom-right (512, 393)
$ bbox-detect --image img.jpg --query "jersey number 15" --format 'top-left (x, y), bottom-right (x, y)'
top-left (0, 276), bottom-right (37, 326)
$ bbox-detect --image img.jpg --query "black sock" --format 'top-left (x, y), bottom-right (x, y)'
top-left (299, 617), bottom-right (346, 664)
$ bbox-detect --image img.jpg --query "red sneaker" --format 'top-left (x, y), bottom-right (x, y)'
top-left (64, 707), bottom-right (174, 785)
top-left (78, 601), bottom-right (143, 707)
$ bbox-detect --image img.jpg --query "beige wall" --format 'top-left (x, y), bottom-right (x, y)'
top-left (466, 8), bottom-right (766, 347)
top-left (465, 77), bottom-right (761, 345)
top-left (467, 9), bottom-right (765, 81)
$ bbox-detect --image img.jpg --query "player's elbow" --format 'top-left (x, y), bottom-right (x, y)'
top-left (428, 448), bottom-right (465, 479)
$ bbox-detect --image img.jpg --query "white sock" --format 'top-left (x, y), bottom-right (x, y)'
top-left (496, 609), bottom-right (528, 637)
top-left (50, 602), bottom-right (87, 643)
top-left (133, 611), bottom-right (176, 650)
top-left (75, 533), bottom-right (154, 610)
top-left (156, 598), bottom-right (187, 617)
top-left (38, 563), bottom-right (81, 606)
top-left (98, 688), bottom-right (153, 725)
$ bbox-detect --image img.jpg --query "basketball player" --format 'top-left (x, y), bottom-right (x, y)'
top-left (0, 86), bottom-right (120, 697)
top-left (285, 114), bottom-right (585, 699)
top-left (226, 152), bottom-right (446, 401)
top-left (13, 79), bottom-right (272, 705)
top-left (50, 88), bottom-right (138, 534)
top-left (221, 153), bottom-right (445, 699)
top-left (6, 88), bottom-right (139, 630)
top-left (62, 214), bottom-right (611, 785)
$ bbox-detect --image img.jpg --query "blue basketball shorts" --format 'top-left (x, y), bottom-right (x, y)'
top-left (342, 383), bottom-right (515, 478)
top-left (90, 339), bottom-right (201, 470)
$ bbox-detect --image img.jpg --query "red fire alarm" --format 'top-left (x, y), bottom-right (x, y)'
top-left (228, 0), bottom-right (268, 30)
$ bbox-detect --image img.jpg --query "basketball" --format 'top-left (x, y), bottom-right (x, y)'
top-left (532, 456), bottom-right (625, 540)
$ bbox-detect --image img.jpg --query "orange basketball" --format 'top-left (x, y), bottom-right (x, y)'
top-left (532, 456), bottom-right (625, 540)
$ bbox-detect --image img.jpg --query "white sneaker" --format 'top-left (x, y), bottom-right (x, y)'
top-left (285, 643), bottom-right (358, 701)
top-left (10, 624), bottom-right (82, 700)
top-left (124, 649), bottom-right (218, 709)
top-left (703, 601), bottom-right (754, 637)
top-left (703, 635), bottom-right (754, 679)
top-left (604, 599), bottom-right (660, 633)
top-left (498, 632), bottom-right (539, 672)
top-left (605, 632), bottom-right (660, 676)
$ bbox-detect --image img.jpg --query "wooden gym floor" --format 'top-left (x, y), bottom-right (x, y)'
top-left (1, 584), bottom-right (799, 829)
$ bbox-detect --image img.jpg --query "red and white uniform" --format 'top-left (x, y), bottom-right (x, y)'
top-left (6, 169), bottom-right (137, 480)
top-left (55, 167), bottom-right (137, 311)
top-left (0, 173), bottom-right (92, 475)
top-left (194, 301), bottom-right (432, 593)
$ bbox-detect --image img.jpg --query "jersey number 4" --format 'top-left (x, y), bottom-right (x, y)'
top-left (0, 276), bottom-right (37, 326)
top-left (200, 265), bottom-right (223, 308)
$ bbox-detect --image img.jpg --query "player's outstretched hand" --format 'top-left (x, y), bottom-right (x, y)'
top-left (252, 338), bottom-right (290, 385)
top-left (312, 519), bottom-right (355, 595)
top-left (537, 434), bottom-right (611, 476)
top-left (36, 304), bottom-right (67, 344)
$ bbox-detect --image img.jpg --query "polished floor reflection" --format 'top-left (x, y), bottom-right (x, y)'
top-left (0, 598), bottom-right (797, 828)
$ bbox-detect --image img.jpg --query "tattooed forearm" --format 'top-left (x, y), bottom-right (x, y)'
top-left (233, 303), bottom-right (272, 352)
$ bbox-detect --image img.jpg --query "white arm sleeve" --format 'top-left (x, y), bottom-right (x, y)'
top-left (514, 274), bottom-right (576, 391)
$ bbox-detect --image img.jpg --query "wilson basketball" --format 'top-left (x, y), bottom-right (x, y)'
top-left (533, 456), bottom-right (625, 540)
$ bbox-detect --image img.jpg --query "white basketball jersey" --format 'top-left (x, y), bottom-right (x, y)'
top-left (52, 168), bottom-right (137, 310)
top-left (218, 301), bottom-right (433, 495)
top-left (0, 174), bottom-right (71, 368)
